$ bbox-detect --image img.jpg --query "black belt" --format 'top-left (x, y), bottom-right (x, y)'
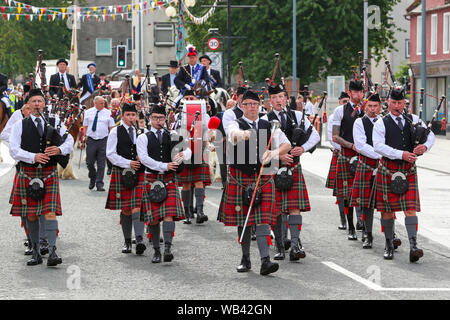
top-left (19, 161), bottom-right (55, 169)
top-left (382, 157), bottom-right (407, 165)
top-left (87, 136), bottom-right (108, 141)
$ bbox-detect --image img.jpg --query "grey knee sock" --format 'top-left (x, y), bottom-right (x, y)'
top-left (288, 215), bottom-right (302, 247)
top-left (355, 207), bottom-right (363, 221)
top-left (255, 224), bottom-right (271, 260)
top-left (181, 190), bottom-right (192, 218)
top-left (381, 218), bottom-right (394, 240)
top-left (195, 188), bottom-right (205, 215)
top-left (120, 213), bottom-right (132, 241)
top-left (337, 197), bottom-right (346, 223)
top-left (273, 215), bottom-right (283, 249)
top-left (39, 214), bottom-right (46, 242)
top-left (281, 214), bottom-right (288, 240)
top-left (45, 220), bottom-right (58, 254)
top-left (132, 212), bottom-right (145, 240)
top-left (149, 224), bottom-right (161, 249)
top-left (363, 208), bottom-right (374, 233)
top-left (237, 226), bottom-right (251, 257)
top-left (405, 216), bottom-right (419, 248)
top-left (162, 221), bottom-right (175, 244)
top-left (28, 219), bottom-right (40, 248)
top-left (21, 216), bottom-right (29, 239)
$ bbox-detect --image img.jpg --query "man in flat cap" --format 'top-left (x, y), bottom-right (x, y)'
top-left (49, 59), bottom-right (77, 99)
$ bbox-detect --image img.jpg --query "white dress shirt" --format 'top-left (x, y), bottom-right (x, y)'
top-left (1, 109), bottom-right (25, 142)
top-left (9, 114), bottom-right (74, 164)
top-left (222, 105), bottom-right (243, 135)
top-left (106, 123), bottom-right (149, 169)
top-left (304, 101), bottom-right (314, 115)
top-left (83, 107), bottom-right (115, 140)
top-left (373, 112), bottom-right (435, 160)
top-left (137, 127), bottom-right (192, 174)
top-left (327, 112), bottom-right (341, 150)
top-left (331, 101), bottom-right (361, 127)
top-left (261, 109), bottom-right (319, 152)
top-left (353, 116), bottom-right (381, 159)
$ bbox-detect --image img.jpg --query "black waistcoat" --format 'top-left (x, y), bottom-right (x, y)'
top-left (339, 102), bottom-right (364, 144)
top-left (361, 116), bottom-right (375, 147)
top-left (146, 130), bottom-right (173, 173)
top-left (116, 125), bottom-right (137, 160)
top-left (382, 115), bottom-right (414, 152)
top-left (266, 109), bottom-right (298, 142)
top-left (228, 118), bottom-right (271, 176)
top-left (21, 117), bottom-right (57, 166)
top-left (232, 106), bottom-right (243, 119)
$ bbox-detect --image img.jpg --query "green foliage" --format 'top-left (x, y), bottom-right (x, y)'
top-left (395, 61), bottom-right (410, 86)
top-left (0, 0), bottom-right (72, 78)
top-left (186, 0), bottom-right (401, 86)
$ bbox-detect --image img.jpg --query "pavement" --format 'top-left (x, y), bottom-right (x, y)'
top-left (0, 141), bottom-right (450, 300)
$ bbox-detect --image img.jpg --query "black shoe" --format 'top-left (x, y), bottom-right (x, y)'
top-left (24, 239), bottom-right (30, 247)
top-left (393, 234), bottom-right (402, 250)
top-left (260, 257), bottom-right (279, 276)
top-left (361, 230), bottom-right (367, 243)
top-left (24, 240), bottom-right (33, 256)
top-left (283, 239), bottom-right (291, 250)
top-left (89, 181), bottom-right (95, 190)
top-left (97, 187), bottom-right (105, 192)
top-left (40, 240), bottom-right (49, 256)
top-left (163, 242), bottom-right (174, 262)
top-left (338, 214), bottom-right (347, 230)
top-left (159, 238), bottom-right (163, 243)
top-left (183, 217), bottom-right (192, 224)
top-left (289, 243), bottom-right (306, 261)
top-left (135, 236), bottom-right (146, 255)
top-left (152, 248), bottom-right (162, 263)
top-left (338, 223), bottom-right (347, 230)
top-left (122, 239), bottom-right (132, 254)
top-left (251, 227), bottom-right (256, 241)
top-left (132, 238), bottom-right (136, 244)
top-left (47, 248), bottom-right (62, 267)
top-left (409, 237), bottom-right (424, 263)
top-left (362, 232), bottom-right (373, 249)
top-left (236, 255), bottom-right (251, 272)
top-left (27, 244), bottom-right (43, 266)
top-left (356, 220), bottom-right (364, 231)
top-left (384, 239), bottom-right (394, 260)
top-left (348, 229), bottom-right (357, 240)
top-left (274, 242), bottom-right (285, 260)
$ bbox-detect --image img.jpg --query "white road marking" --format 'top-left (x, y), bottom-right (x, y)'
top-left (322, 261), bottom-right (450, 292)
top-left (205, 200), bottom-right (220, 209)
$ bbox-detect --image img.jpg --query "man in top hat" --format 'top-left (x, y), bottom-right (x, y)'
top-left (161, 60), bottom-right (179, 96)
top-left (262, 83), bottom-right (320, 261)
top-left (49, 59), bottom-right (77, 99)
top-left (332, 80), bottom-right (365, 241)
top-left (372, 87), bottom-right (435, 262)
top-left (199, 54), bottom-right (223, 89)
top-left (79, 63), bottom-right (100, 102)
top-left (174, 46), bottom-right (209, 94)
top-left (348, 92), bottom-right (382, 249)
top-left (8, 89), bottom-right (74, 267)
top-left (218, 89), bottom-right (291, 275)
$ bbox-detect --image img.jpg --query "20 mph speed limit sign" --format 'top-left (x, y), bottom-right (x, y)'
top-left (207, 38), bottom-right (220, 51)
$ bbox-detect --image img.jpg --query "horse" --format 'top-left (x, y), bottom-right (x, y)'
top-left (210, 87), bottom-right (230, 113)
top-left (0, 100), bottom-right (10, 162)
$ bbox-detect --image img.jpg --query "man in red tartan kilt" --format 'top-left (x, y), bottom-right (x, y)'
top-left (372, 87), bottom-right (435, 262)
top-left (217, 90), bottom-right (291, 276)
top-left (332, 80), bottom-right (365, 240)
top-left (8, 89), bottom-right (74, 267)
top-left (137, 105), bottom-right (191, 263)
top-left (105, 103), bottom-right (148, 255)
top-left (349, 92), bottom-right (383, 249)
top-left (173, 90), bottom-right (212, 225)
top-left (261, 83), bottom-right (320, 261)
top-left (327, 92), bottom-right (350, 230)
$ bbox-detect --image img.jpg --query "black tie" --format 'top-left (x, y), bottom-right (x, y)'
top-left (35, 118), bottom-right (43, 137)
top-left (396, 117), bottom-right (404, 131)
top-left (280, 111), bottom-right (287, 130)
top-left (250, 121), bottom-right (257, 130)
top-left (128, 126), bottom-right (134, 143)
top-left (156, 130), bottom-right (163, 144)
top-left (60, 74), bottom-right (64, 84)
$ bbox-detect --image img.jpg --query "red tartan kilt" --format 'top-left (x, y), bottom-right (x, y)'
top-left (176, 163), bottom-right (211, 186)
top-left (10, 164), bottom-right (62, 217)
top-left (374, 158), bottom-right (420, 212)
top-left (218, 167), bottom-right (276, 227)
top-left (335, 147), bottom-right (358, 199)
top-left (275, 164), bottom-right (310, 214)
top-left (142, 172), bottom-right (185, 223)
top-left (325, 150), bottom-right (339, 189)
top-left (105, 167), bottom-right (145, 211)
top-left (349, 155), bottom-right (379, 208)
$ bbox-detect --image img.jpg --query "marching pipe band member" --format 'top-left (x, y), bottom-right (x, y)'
top-left (261, 83), bottom-right (320, 261)
top-left (221, 86), bottom-right (246, 136)
top-left (137, 105), bottom-right (191, 263)
top-left (9, 89), bottom-right (74, 267)
top-left (332, 80), bottom-right (365, 241)
top-left (348, 93), bottom-right (382, 249)
top-left (326, 91), bottom-right (350, 230)
top-left (105, 103), bottom-right (148, 255)
top-left (372, 87), bottom-right (435, 262)
top-left (218, 90), bottom-right (291, 276)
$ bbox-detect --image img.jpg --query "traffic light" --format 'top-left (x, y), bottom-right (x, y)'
top-left (117, 45), bottom-right (127, 68)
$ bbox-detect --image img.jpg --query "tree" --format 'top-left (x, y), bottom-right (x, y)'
top-left (186, 0), bottom-right (401, 86)
top-left (0, 0), bottom-right (73, 78)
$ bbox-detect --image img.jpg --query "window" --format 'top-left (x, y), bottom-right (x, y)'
top-left (127, 38), bottom-right (133, 51)
top-left (431, 14), bottom-right (437, 55)
top-left (154, 23), bottom-right (175, 46)
top-left (444, 13), bottom-right (450, 54)
top-left (417, 15), bottom-right (422, 55)
top-left (405, 39), bottom-right (410, 58)
top-left (96, 38), bottom-right (112, 56)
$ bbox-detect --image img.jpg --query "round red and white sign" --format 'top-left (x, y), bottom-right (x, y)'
top-left (207, 38), bottom-right (220, 51)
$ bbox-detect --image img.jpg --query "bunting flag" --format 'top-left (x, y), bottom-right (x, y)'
top-left (182, 0), bottom-right (221, 25)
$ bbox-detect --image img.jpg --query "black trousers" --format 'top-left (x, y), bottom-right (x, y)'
top-left (86, 137), bottom-right (107, 188)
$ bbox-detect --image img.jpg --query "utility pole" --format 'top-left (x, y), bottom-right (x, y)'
top-left (421, 0), bottom-right (427, 120)
top-left (293, 0), bottom-right (297, 96)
